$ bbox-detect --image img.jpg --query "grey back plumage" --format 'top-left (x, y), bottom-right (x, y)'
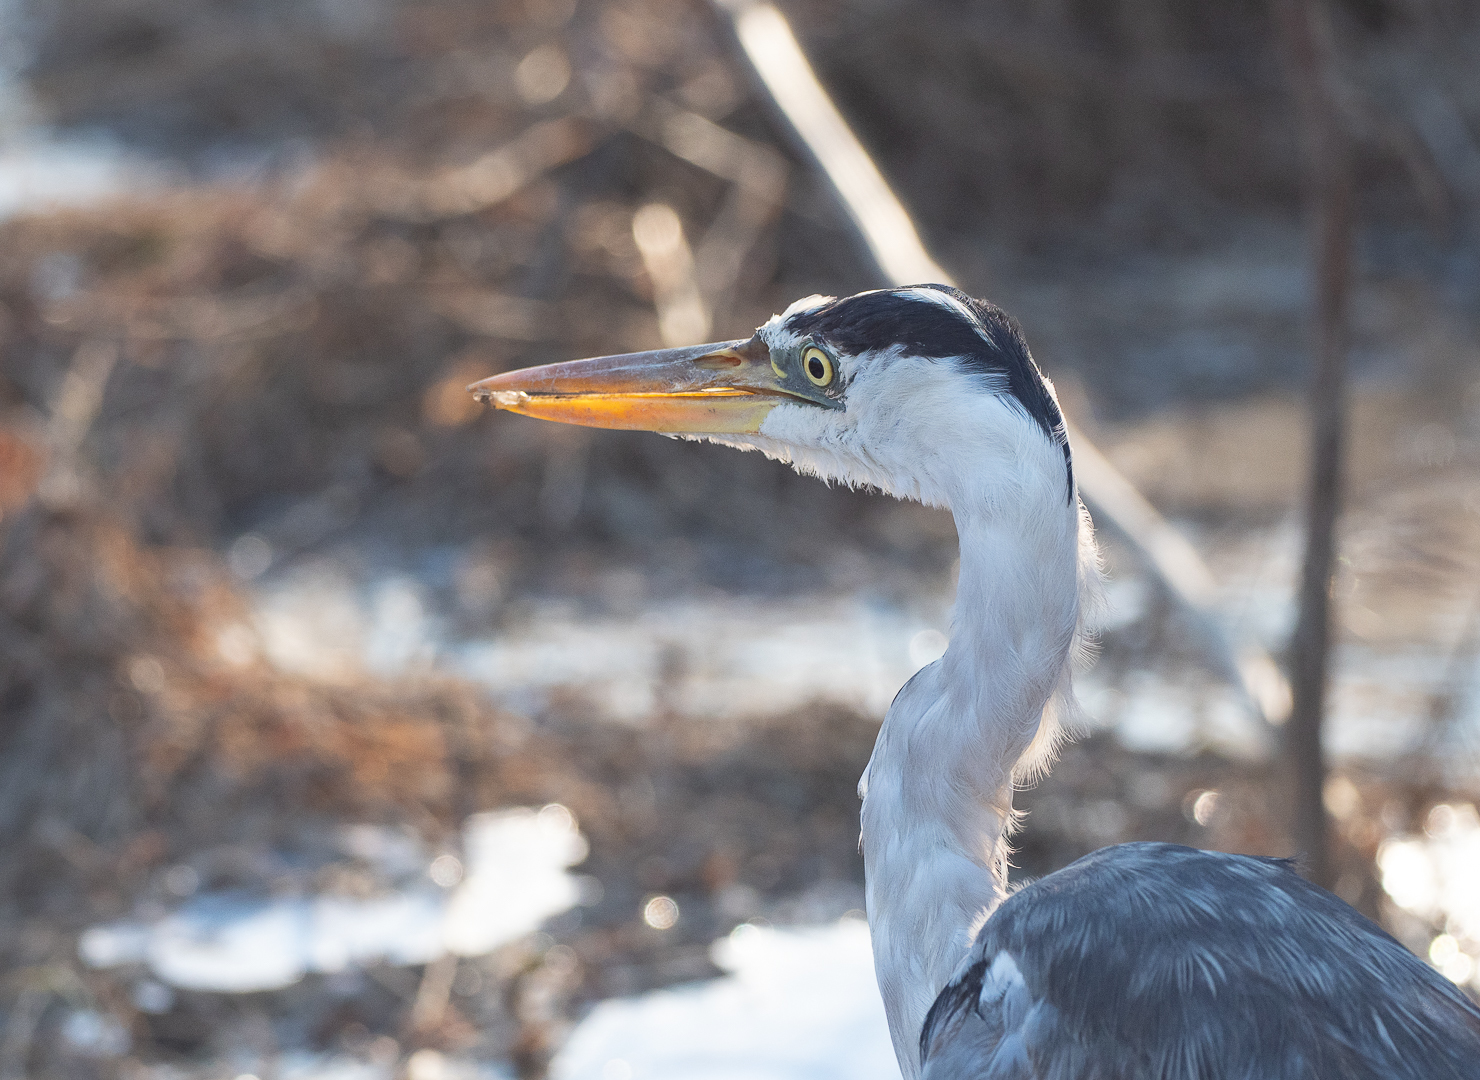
top-left (920, 843), bottom-right (1480, 1079)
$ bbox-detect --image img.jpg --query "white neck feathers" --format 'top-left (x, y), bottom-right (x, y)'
top-left (859, 406), bottom-right (1091, 1079)
top-left (698, 353), bottom-right (1096, 1078)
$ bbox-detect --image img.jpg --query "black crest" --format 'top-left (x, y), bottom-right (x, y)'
top-left (784, 285), bottom-right (1072, 497)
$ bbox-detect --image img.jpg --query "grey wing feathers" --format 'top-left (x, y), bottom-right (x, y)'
top-left (922, 952), bottom-right (1089, 1080)
top-left (920, 843), bottom-right (1480, 1080)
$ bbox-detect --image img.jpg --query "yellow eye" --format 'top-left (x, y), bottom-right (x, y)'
top-left (802, 346), bottom-right (834, 387)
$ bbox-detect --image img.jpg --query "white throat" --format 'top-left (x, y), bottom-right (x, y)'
top-left (858, 428), bottom-right (1089, 1079)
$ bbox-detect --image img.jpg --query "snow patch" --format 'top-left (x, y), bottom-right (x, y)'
top-left (79, 808), bottom-right (587, 993)
top-left (551, 919), bottom-right (900, 1080)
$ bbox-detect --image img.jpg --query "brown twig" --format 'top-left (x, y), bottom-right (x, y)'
top-left (1275, 0), bottom-right (1355, 890)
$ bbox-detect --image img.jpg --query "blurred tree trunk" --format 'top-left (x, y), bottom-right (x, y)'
top-left (1275, 0), bottom-right (1353, 891)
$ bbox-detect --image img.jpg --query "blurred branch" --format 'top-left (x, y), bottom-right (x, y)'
top-left (626, 102), bottom-right (790, 341)
top-left (715, 0), bottom-right (1293, 730)
top-left (1276, 0), bottom-right (1355, 890)
top-left (641, 105), bottom-right (789, 329)
top-left (0, 427), bottom-right (45, 529)
top-left (1410, 583), bottom-right (1480, 787)
top-left (633, 203), bottom-right (711, 347)
top-left (374, 118), bottom-right (593, 222)
top-left (37, 340), bottom-right (116, 512)
top-left (428, 290), bottom-right (555, 342)
top-left (0, 987), bottom-right (46, 1080)
top-left (1330, 76), bottom-right (1452, 232)
top-left (1071, 439), bottom-right (1293, 724)
top-left (43, 289), bottom-right (314, 343)
top-left (719, 0), bottom-right (948, 286)
top-left (1400, 82), bottom-right (1480, 211)
top-left (410, 954), bottom-right (458, 1033)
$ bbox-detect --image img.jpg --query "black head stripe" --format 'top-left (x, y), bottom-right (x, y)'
top-left (784, 285), bottom-right (1073, 498)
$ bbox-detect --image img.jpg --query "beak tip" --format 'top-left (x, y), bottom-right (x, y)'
top-left (467, 376), bottom-right (519, 408)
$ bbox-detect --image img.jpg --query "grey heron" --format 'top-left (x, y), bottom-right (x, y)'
top-left (471, 285), bottom-right (1480, 1079)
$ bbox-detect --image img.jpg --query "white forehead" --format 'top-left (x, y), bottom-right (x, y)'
top-left (780, 293), bottom-right (835, 320)
top-left (757, 293), bottom-right (833, 351)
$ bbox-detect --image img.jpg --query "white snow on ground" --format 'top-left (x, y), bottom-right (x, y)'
top-left (454, 596), bottom-right (917, 724)
top-left (275, 1049), bottom-right (510, 1080)
top-left (241, 537), bottom-right (1480, 764)
top-left (0, 138), bottom-right (168, 219)
top-left (79, 806), bottom-right (587, 992)
top-left (0, 0), bottom-right (172, 221)
top-left (249, 564), bottom-right (945, 724)
top-left (551, 919), bottom-right (901, 1080)
top-left (444, 805), bottom-right (587, 956)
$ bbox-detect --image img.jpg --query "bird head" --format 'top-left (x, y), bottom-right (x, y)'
top-left (471, 285), bottom-right (1073, 512)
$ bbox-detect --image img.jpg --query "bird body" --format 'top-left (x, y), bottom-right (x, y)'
top-left (473, 285), bottom-right (1480, 1079)
top-left (922, 843), bottom-right (1480, 1079)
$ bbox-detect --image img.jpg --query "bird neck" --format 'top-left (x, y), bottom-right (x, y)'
top-left (861, 486), bottom-right (1084, 1079)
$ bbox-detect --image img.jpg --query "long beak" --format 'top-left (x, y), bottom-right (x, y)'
top-left (468, 337), bottom-right (790, 433)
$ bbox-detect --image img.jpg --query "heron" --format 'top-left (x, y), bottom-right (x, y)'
top-left (471, 285), bottom-right (1480, 1079)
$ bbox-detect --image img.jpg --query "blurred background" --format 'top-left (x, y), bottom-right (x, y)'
top-left (0, 0), bottom-right (1477, 1077)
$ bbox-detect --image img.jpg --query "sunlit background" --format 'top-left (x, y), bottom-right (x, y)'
top-left (0, 0), bottom-right (1477, 1077)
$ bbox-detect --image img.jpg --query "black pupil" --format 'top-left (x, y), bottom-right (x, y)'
top-left (808, 356), bottom-right (826, 380)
